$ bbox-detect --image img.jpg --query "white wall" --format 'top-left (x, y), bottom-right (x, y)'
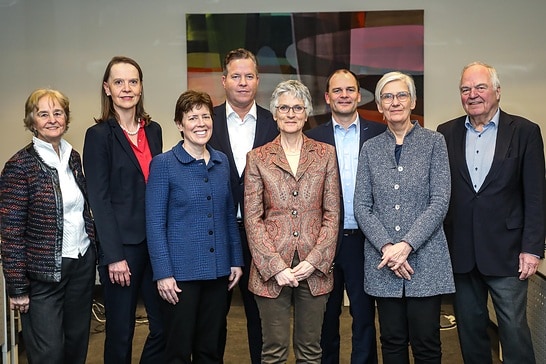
top-left (1, 0), bottom-right (545, 163)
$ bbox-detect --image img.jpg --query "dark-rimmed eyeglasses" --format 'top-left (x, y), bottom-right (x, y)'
top-left (276, 105), bottom-right (306, 114)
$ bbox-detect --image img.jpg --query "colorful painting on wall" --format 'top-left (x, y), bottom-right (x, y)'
top-left (186, 10), bottom-right (424, 127)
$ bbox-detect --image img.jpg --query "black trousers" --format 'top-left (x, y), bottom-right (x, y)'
top-left (162, 277), bottom-right (229, 363)
top-left (220, 225), bottom-right (262, 364)
top-left (376, 295), bottom-right (442, 364)
top-left (99, 242), bottom-right (164, 364)
top-left (21, 247), bottom-right (96, 364)
top-left (321, 231), bottom-right (377, 364)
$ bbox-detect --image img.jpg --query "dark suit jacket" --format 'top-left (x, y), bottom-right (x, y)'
top-left (83, 119), bottom-right (163, 266)
top-left (209, 102), bottom-right (278, 217)
top-left (306, 116), bottom-right (386, 255)
top-left (437, 110), bottom-right (545, 276)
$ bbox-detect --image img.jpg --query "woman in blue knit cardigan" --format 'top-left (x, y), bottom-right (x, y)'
top-left (145, 90), bottom-right (243, 362)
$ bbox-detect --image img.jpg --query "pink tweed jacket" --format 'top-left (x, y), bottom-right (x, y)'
top-left (244, 135), bottom-right (340, 298)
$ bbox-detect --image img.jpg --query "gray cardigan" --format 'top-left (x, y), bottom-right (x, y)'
top-left (354, 122), bottom-right (455, 298)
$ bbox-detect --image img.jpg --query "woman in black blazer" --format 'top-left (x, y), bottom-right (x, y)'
top-left (83, 56), bottom-right (164, 364)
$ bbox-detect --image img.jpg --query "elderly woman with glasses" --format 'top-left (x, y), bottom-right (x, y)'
top-left (244, 79), bottom-right (340, 363)
top-left (354, 71), bottom-right (455, 364)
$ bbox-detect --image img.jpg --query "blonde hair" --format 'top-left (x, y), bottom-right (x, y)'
top-left (24, 88), bottom-right (70, 134)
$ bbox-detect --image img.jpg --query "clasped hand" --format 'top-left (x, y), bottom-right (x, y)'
top-left (378, 242), bottom-right (414, 280)
top-left (275, 261), bottom-right (315, 287)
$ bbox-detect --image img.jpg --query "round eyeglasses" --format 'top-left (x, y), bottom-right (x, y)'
top-left (379, 91), bottom-right (410, 104)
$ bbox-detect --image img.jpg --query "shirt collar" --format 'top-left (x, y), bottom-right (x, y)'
top-left (464, 108), bottom-right (500, 131)
top-left (226, 101), bottom-right (257, 122)
top-left (332, 115), bottom-right (359, 131)
top-left (32, 136), bottom-right (72, 166)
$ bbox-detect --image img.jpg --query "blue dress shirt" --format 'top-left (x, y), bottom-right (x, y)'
top-left (333, 118), bottom-right (360, 229)
top-left (465, 108), bottom-right (500, 191)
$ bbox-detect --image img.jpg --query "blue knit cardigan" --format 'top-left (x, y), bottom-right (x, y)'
top-left (146, 142), bottom-right (243, 282)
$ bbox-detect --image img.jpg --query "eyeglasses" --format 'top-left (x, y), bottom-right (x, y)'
top-left (36, 110), bottom-right (65, 120)
top-left (276, 105), bottom-right (306, 114)
top-left (380, 91), bottom-right (410, 104)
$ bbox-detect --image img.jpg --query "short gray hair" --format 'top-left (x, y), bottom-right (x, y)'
top-left (374, 71), bottom-right (416, 105)
top-left (270, 79), bottom-right (313, 116)
top-left (460, 61), bottom-right (501, 89)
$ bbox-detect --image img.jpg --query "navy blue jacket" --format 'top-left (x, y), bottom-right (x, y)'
top-left (438, 110), bottom-right (545, 276)
top-left (210, 102), bottom-right (278, 218)
top-left (145, 142), bottom-right (243, 281)
top-left (83, 119), bottom-right (163, 265)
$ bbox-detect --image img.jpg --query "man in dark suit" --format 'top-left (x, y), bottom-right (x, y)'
top-left (307, 69), bottom-right (385, 364)
top-left (437, 62), bottom-right (545, 364)
top-left (209, 48), bottom-right (278, 364)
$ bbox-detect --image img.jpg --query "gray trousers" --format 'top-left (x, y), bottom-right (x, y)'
top-left (255, 279), bottom-right (328, 364)
top-left (454, 270), bottom-right (535, 364)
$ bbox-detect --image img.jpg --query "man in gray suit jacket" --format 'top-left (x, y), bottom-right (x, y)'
top-left (209, 48), bottom-right (278, 364)
top-left (437, 62), bottom-right (545, 364)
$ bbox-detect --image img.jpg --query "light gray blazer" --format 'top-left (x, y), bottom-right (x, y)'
top-left (354, 122), bottom-right (455, 298)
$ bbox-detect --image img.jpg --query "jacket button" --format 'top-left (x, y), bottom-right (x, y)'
top-left (293, 231), bottom-right (299, 237)
top-left (209, 230), bottom-right (213, 235)
top-left (291, 210), bottom-right (298, 216)
top-left (210, 248), bottom-right (215, 252)
top-left (292, 191), bottom-right (298, 196)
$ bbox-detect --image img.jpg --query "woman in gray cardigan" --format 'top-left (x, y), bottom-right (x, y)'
top-left (354, 72), bottom-right (455, 364)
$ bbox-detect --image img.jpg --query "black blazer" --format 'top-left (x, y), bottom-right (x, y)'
top-left (437, 110), bottom-right (545, 276)
top-left (306, 116), bottom-right (386, 254)
top-left (209, 102), bottom-right (278, 217)
top-left (83, 119), bottom-right (163, 266)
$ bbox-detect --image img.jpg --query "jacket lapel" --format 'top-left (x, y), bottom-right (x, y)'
top-left (478, 110), bottom-right (514, 192)
top-left (213, 103), bottom-right (239, 176)
top-left (294, 136), bottom-right (317, 181)
top-left (253, 106), bottom-right (275, 148)
top-left (108, 119), bottom-right (142, 174)
top-left (450, 117), bottom-right (473, 189)
top-left (322, 121), bottom-right (336, 146)
top-left (359, 117), bottom-right (370, 149)
top-left (145, 124), bottom-right (161, 156)
top-left (269, 138), bottom-right (293, 176)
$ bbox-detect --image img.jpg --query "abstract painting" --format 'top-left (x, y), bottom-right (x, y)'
top-left (186, 10), bottom-right (424, 127)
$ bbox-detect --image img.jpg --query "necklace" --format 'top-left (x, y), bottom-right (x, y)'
top-left (120, 122), bottom-right (140, 136)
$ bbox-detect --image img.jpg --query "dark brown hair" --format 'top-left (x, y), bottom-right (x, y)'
top-left (174, 90), bottom-right (214, 124)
